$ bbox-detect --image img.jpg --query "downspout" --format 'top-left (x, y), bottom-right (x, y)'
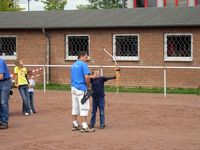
top-left (42, 28), bottom-right (50, 83)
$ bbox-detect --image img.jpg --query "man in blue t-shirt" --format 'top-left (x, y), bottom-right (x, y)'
top-left (70, 51), bottom-right (95, 132)
top-left (0, 58), bottom-right (12, 129)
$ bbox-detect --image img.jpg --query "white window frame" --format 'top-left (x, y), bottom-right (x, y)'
top-left (113, 34), bottom-right (140, 61)
top-left (0, 35), bottom-right (17, 60)
top-left (164, 33), bottom-right (193, 62)
top-left (66, 34), bottom-right (90, 60)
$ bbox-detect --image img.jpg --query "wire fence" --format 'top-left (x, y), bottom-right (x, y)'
top-left (0, 36), bottom-right (16, 56)
top-left (8, 64), bottom-right (200, 98)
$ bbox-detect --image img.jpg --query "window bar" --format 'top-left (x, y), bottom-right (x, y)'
top-left (164, 0), bottom-right (167, 7)
top-left (195, 0), bottom-right (198, 6)
top-left (175, 0), bottom-right (178, 7)
top-left (145, 0), bottom-right (148, 7)
top-left (133, 0), bottom-right (136, 8)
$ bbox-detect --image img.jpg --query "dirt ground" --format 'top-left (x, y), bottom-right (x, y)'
top-left (1, 89), bottom-right (200, 150)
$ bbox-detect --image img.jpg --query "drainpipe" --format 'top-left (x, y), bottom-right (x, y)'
top-left (42, 28), bottom-right (50, 83)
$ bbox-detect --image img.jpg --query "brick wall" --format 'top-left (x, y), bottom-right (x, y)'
top-left (1, 27), bottom-right (200, 88)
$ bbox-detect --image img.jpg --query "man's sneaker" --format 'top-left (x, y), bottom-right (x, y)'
top-left (72, 124), bottom-right (81, 131)
top-left (80, 127), bottom-right (95, 133)
top-left (99, 125), bottom-right (106, 129)
top-left (0, 123), bottom-right (8, 129)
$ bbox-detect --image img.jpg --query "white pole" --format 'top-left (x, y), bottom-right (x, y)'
top-left (100, 66), bottom-right (103, 76)
top-left (164, 68), bottom-right (167, 98)
top-left (28, 0), bottom-right (30, 11)
top-left (43, 66), bottom-right (46, 93)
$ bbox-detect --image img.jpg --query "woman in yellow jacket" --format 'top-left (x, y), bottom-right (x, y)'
top-left (14, 59), bottom-right (32, 116)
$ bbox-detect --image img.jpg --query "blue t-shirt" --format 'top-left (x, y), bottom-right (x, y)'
top-left (71, 60), bottom-right (90, 91)
top-left (0, 58), bottom-right (10, 80)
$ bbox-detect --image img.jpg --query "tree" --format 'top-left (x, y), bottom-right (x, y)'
top-left (77, 0), bottom-right (122, 9)
top-left (41, 0), bottom-right (68, 11)
top-left (0, 0), bottom-right (23, 11)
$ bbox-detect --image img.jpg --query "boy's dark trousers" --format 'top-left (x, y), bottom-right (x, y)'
top-left (90, 97), bottom-right (105, 128)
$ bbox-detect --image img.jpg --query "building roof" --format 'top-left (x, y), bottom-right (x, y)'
top-left (0, 7), bottom-right (200, 29)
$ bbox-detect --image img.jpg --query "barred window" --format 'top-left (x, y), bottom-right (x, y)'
top-left (136, 0), bottom-right (144, 7)
top-left (0, 36), bottom-right (17, 59)
top-left (164, 34), bottom-right (193, 61)
top-left (166, 0), bottom-right (175, 7)
top-left (198, 0), bottom-right (200, 6)
top-left (148, 0), bottom-right (157, 7)
top-left (66, 35), bottom-right (89, 60)
top-left (113, 34), bottom-right (139, 61)
top-left (179, 0), bottom-right (187, 7)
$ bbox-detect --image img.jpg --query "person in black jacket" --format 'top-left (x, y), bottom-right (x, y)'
top-left (89, 69), bottom-right (116, 129)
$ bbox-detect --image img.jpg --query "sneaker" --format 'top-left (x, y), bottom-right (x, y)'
top-left (72, 124), bottom-right (81, 131)
top-left (99, 125), bottom-right (106, 129)
top-left (89, 124), bottom-right (94, 128)
top-left (24, 113), bottom-right (29, 116)
top-left (0, 123), bottom-right (8, 129)
top-left (80, 127), bottom-right (95, 133)
top-left (30, 110), bottom-right (33, 115)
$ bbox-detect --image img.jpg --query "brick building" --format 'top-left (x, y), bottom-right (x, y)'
top-left (0, 7), bottom-right (200, 88)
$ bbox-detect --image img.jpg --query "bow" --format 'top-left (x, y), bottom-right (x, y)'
top-left (103, 48), bottom-right (120, 94)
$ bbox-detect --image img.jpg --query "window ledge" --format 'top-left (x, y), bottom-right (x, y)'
top-left (164, 57), bottom-right (193, 62)
top-left (0, 56), bottom-right (17, 60)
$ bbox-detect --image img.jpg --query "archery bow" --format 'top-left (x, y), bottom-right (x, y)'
top-left (103, 48), bottom-right (120, 93)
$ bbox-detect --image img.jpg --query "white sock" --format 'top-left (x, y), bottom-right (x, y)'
top-left (82, 122), bottom-right (88, 129)
top-left (73, 120), bottom-right (78, 127)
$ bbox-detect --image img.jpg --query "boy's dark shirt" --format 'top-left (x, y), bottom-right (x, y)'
top-left (91, 76), bottom-right (116, 98)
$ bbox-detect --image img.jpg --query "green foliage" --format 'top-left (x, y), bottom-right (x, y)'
top-left (35, 83), bottom-right (200, 95)
top-left (41, 0), bottom-right (68, 11)
top-left (0, 0), bottom-right (23, 11)
top-left (77, 0), bottom-right (122, 9)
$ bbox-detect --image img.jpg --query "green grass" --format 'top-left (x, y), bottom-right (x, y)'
top-left (35, 83), bottom-right (200, 95)
top-left (35, 83), bottom-right (71, 91)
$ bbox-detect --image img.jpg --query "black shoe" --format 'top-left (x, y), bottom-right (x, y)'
top-left (99, 125), bottom-right (106, 129)
top-left (0, 123), bottom-right (8, 129)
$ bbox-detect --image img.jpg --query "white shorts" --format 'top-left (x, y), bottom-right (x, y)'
top-left (71, 87), bottom-right (90, 117)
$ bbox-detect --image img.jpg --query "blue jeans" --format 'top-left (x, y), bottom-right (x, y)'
top-left (0, 79), bottom-right (11, 124)
top-left (19, 85), bottom-right (31, 114)
top-left (29, 92), bottom-right (35, 112)
top-left (90, 97), bottom-right (105, 127)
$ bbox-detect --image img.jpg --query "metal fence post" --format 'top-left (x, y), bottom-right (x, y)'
top-left (100, 66), bottom-right (103, 76)
top-left (43, 66), bottom-right (46, 93)
top-left (164, 68), bottom-right (167, 98)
